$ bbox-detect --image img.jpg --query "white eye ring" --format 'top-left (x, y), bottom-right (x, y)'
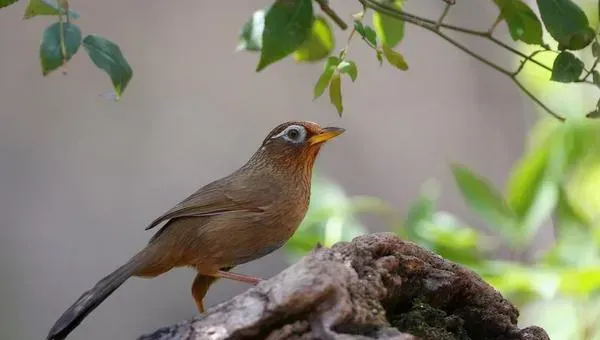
top-left (271, 124), bottom-right (307, 144)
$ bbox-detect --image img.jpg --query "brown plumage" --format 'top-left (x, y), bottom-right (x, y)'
top-left (46, 121), bottom-right (344, 340)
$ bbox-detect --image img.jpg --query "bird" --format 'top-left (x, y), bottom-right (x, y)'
top-left (46, 121), bottom-right (345, 340)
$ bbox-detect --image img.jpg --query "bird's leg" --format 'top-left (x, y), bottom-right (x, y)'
top-left (191, 273), bottom-right (218, 313)
top-left (213, 270), bottom-right (262, 285)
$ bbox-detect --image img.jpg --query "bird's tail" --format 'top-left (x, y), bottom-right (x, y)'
top-left (46, 251), bottom-right (147, 340)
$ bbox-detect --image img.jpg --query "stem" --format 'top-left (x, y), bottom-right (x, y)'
top-left (436, 3), bottom-right (451, 29)
top-left (58, 17), bottom-right (67, 64)
top-left (512, 50), bottom-right (545, 76)
top-left (583, 57), bottom-right (600, 81)
top-left (315, 0), bottom-right (348, 30)
top-left (340, 2), bottom-right (369, 60)
top-left (57, 0), bottom-right (69, 74)
top-left (433, 29), bottom-right (511, 76)
top-left (487, 14), bottom-right (502, 36)
top-left (488, 36), bottom-right (554, 73)
top-left (512, 78), bottom-right (565, 121)
top-left (339, 20), bottom-right (359, 60)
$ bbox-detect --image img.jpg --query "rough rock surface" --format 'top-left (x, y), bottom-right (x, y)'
top-left (138, 233), bottom-right (549, 340)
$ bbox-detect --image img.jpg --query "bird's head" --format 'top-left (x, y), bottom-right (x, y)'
top-left (248, 121), bottom-right (345, 175)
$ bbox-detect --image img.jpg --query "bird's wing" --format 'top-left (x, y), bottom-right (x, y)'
top-left (144, 178), bottom-right (263, 231)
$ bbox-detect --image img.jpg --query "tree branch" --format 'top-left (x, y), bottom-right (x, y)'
top-left (361, 0), bottom-right (569, 121)
top-left (315, 0), bottom-right (348, 30)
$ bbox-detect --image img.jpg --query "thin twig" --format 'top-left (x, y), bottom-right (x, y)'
top-left (433, 28), bottom-right (512, 77)
top-left (339, 5), bottom-right (365, 60)
top-left (487, 14), bottom-right (502, 36)
top-left (512, 50), bottom-right (545, 76)
top-left (315, 0), bottom-right (348, 30)
top-left (512, 78), bottom-right (565, 121)
top-left (435, 3), bottom-right (451, 30)
top-left (488, 36), bottom-right (553, 73)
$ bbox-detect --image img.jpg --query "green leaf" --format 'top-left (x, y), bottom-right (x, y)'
top-left (544, 186), bottom-right (597, 266)
top-left (39, 22), bottom-right (82, 76)
top-left (23, 0), bottom-right (80, 19)
top-left (493, 0), bottom-right (544, 45)
top-left (376, 49), bottom-right (383, 65)
top-left (372, 0), bottom-right (404, 48)
top-left (82, 35), bottom-right (133, 100)
top-left (401, 182), bottom-right (439, 241)
top-left (551, 51), bottom-right (584, 83)
top-left (329, 73), bottom-right (343, 115)
top-left (555, 186), bottom-right (586, 226)
top-left (324, 56), bottom-right (341, 69)
top-left (481, 262), bottom-right (560, 302)
top-left (402, 196), bottom-right (435, 237)
top-left (382, 44), bottom-right (408, 70)
top-left (257, 0), bottom-right (313, 71)
top-left (284, 175), bottom-right (369, 261)
top-left (293, 16), bottom-right (334, 62)
top-left (559, 267), bottom-right (600, 296)
top-left (451, 164), bottom-right (519, 242)
top-left (505, 148), bottom-right (549, 220)
top-left (337, 60), bottom-right (357, 82)
top-left (593, 70), bottom-right (600, 88)
top-left (505, 130), bottom-right (567, 241)
top-left (588, 108), bottom-right (600, 118)
top-left (314, 68), bottom-right (335, 99)
top-left (587, 98), bottom-right (600, 117)
top-left (417, 212), bottom-right (486, 265)
top-left (353, 21), bottom-right (377, 46)
top-left (537, 0), bottom-right (595, 50)
top-left (313, 56), bottom-right (340, 99)
top-left (0, 0), bottom-right (19, 9)
top-left (592, 41), bottom-right (600, 58)
top-left (237, 9), bottom-right (265, 52)
top-left (284, 226), bottom-right (322, 258)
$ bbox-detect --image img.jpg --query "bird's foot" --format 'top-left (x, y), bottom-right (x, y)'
top-left (214, 270), bottom-right (262, 285)
top-left (195, 300), bottom-right (205, 313)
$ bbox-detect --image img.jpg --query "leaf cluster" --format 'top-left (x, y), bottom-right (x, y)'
top-left (237, 0), bottom-right (409, 116)
top-left (235, 0), bottom-right (600, 118)
top-left (1, 0), bottom-right (132, 99)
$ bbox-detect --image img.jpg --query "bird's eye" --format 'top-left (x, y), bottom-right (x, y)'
top-left (287, 128), bottom-right (300, 140)
top-left (272, 124), bottom-right (307, 144)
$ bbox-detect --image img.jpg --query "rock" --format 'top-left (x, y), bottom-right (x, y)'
top-left (138, 233), bottom-right (549, 340)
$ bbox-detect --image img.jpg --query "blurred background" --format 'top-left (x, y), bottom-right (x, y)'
top-left (1, 0), bottom-right (599, 339)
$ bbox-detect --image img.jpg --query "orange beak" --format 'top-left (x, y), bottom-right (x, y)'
top-left (308, 126), bottom-right (345, 146)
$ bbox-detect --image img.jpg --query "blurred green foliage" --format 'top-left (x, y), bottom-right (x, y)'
top-left (287, 118), bottom-right (600, 340)
top-left (286, 2), bottom-right (600, 337)
top-left (284, 176), bottom-right (390, 261)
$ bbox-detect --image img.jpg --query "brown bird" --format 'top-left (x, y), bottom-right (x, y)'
top-left (46, 121), bottom-right (344, 340)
